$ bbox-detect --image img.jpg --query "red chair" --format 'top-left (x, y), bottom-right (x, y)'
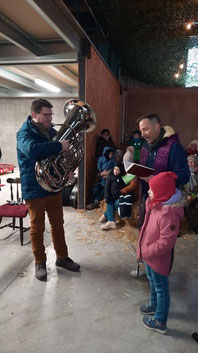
top-left (0, 177), bottom-right (30, 245)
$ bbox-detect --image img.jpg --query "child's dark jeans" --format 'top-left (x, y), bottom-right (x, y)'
top-left (104, 200), bottom-right (119, 221)
top-left (145, 264), bottom-right (170, 324)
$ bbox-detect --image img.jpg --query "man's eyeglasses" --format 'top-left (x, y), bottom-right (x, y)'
top-left (39, 112), bottom-right (54, 118)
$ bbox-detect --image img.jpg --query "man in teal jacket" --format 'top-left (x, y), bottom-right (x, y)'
top-left (17, 99), bottom-right (80, 281)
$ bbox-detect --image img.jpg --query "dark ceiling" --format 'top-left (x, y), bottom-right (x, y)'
top-left (65, 0), bottom-right (198, 87)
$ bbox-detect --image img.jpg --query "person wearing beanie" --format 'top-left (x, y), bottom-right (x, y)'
top-left (187, 154), bottom-right (198, 166)
top-left (149, 171), bottom-right (178, 204)
top-left (183, 155), bottom-right (198, 234)
top-left (186, 140), bottom-right (198, 156)
top-left (127, 130), bottom-right (143, 163)
top-left (137, 171), bottom-right (184, 335)
top-left (120, 146), bottom-right (139, 218)
top-left (99, 163), bottom-right (126, 230)
top-left (123, 146), bottom-right (135, 172)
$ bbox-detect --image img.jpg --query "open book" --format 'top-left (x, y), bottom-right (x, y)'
top-left (125, 161), bottom-right (154, 177)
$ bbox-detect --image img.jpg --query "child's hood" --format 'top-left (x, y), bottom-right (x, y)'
top-left (102, 146), bottom-right (112, 155)
top-left (146, 192), bottom-right (185, 221)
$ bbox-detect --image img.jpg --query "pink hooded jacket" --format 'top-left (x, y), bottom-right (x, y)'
top-left (137, 197), bottom-right (184, 276)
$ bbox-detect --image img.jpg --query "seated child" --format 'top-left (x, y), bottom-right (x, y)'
top-left (137, 172), bottom-right (184, 335)
top-left (127, 130), bottom-right (143, 163)
top-left (99, 163), bottom-right (125, 230)
top-left (99, 162), bottom-right (138, 230)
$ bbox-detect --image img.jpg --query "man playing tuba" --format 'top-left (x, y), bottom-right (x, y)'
top-left (17, 99), bottom-right (80, 281)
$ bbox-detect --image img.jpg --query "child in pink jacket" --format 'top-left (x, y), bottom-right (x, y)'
top-left (137, 171), bottom-right (184, 335)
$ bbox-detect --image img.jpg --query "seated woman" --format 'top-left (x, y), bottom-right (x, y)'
top-left (86, 147), bottom-right (115, 210)
top-left (186, 140), bottom-right (198, 156)
top-left (95, 129), bottom-right (117, 158)
top-left (183, 155), bottom-right (198, 234)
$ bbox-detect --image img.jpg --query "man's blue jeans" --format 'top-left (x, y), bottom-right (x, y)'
top-left (145, 263), bottom-right (170, 324)
top-left (104, 200), bottom-right (119, 221)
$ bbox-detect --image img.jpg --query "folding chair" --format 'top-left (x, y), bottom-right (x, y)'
top-left (0, 177), bottom-right (30, 245)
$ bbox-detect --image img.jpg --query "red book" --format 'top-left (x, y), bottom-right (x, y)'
top-left (126, 162), bottom-right (154, 177)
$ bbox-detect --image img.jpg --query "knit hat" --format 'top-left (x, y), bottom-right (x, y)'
top-left (149, 171), bottom-right (178, 203)
top-left (114, 149), bottom-right (123, 160)
top-left (187, 154), bottom-right (198, 166)
top-left (114, 162), bottom-right (125, 175)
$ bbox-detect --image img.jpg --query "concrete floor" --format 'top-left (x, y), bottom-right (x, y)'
top-left (0, 170), bottom-right (198, 353)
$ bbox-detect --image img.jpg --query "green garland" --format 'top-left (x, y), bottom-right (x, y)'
top-left (87, 0), bottom-right (198, 86)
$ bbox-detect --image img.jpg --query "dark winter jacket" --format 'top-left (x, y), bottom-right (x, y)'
top-left (95, 135), bottom-right (117, 158)
top-left (105, 170), bottom-right (125, 203)
top-left (17, 116), bottom-right (62, 200)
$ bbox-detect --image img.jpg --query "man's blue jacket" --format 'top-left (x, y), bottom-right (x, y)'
top-left (17, 116), bottom-right (62, 200)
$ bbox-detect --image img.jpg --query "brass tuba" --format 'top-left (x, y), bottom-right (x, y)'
top-left (35, 99), bottom-right (96, 192)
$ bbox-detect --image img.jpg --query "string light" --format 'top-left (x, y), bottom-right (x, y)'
top-left (179, 63), bottom-right (184, 69)
top-left (174, 73), bottom-right (180, 78)
top-left (186, 23), bottom-right (192, 30)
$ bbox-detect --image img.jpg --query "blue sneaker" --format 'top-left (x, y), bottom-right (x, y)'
top-left (142, 316), bottom-right (167, 335)
top-left (139, 302), bottom-right (156, 315)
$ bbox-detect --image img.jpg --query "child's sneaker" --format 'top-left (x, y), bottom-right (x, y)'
top-left (99, 214), bottom-right (107, 223)
top-left (142, 316), bottom-right (167, 335)
top-left (101, 221), bottom-right (116, 230)
top-left (139, 302), bottom-right (156, 315)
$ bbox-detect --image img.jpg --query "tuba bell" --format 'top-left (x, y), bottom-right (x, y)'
top-left (35, 99), bottom-right (96, 192)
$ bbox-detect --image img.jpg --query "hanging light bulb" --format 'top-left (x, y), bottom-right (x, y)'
top-left (179, 63), bottom-right (185, 69)
top-left (186, 23), bottom-right (192, 30)
top-left (174, 73), bottom-right (180, 79)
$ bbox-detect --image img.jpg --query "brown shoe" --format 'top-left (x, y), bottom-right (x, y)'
top-left (56, 257), bottom-right (80, 272)
top-left (35, 263), bottom-right (47, 281)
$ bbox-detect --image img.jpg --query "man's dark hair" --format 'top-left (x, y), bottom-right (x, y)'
top-left (101, 129), bottom-right (110, 135)
top-left (31, 99), bottom-right (53, 113)
top-left (137, 113), bottom-right (161, 126)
